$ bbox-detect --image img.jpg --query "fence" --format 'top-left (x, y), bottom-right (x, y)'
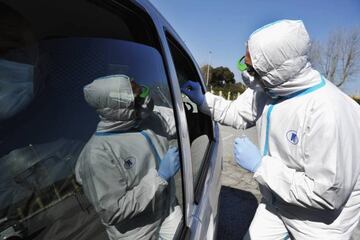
top-left (210, 89), bottom-right (242, 100)
top-left (209, 90), bottom-right (360, 105)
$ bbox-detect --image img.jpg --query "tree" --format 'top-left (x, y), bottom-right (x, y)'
top-left (200, 64), bottom-right (245, 97)
top-left (309, 28), bottom-right (360, 87)
top-left (209, 66), bottom-right (235, 87)
top-left (200, 64), bottom-right (213, 85)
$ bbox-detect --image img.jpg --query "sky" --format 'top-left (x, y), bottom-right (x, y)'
top-left (149, 0), bottom-right (360, 95)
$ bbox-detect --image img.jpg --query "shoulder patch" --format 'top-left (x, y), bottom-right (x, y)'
top-left (286, 130), bottom-right (299, 145)
top-left (124, 157), bottom-right (136, 169)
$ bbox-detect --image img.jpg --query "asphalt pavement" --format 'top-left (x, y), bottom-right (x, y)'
top-left (216, 126), bottom-right (260, 240)
top-left (219, 125), bottom-right (261, 200)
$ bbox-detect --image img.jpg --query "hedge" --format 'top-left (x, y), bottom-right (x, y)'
top-left (352, 96), bottom-right (360, 104)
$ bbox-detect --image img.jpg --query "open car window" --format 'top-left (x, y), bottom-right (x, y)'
top-left (165, 33), bottom-right (214, 201)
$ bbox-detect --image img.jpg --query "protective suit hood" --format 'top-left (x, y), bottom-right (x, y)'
top-left (83, 74), bottom-right (137, 132)
top-left (248, 20), bottom-right (321, 97)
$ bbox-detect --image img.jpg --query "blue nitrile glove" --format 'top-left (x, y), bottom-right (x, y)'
top-left (158, 147), bottom-right (180, 181)
top-left (180, 80), bottom-right (205, 105)
top-left (233, 137), bottom-right (262, 172)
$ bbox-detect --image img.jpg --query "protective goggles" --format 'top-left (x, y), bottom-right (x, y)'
top-left (129, 76), bottom-right (150, 99)
top-left (135, 85), bottom-right (150, 107)
top-left (237, 56), bottom-right (248, 72)
top-left (139, 85), bottom-right (150, 98)
top-left (237, 56), bottom-right (257, 75)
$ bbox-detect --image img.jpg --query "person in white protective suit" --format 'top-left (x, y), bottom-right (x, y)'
top-left (181, 20), bottom-right (360, 239)
top-left (75, 74), bottom-right (182, 240)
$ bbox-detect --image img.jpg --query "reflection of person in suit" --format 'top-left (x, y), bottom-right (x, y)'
top-left (75, 74), bottom-right (182, 240)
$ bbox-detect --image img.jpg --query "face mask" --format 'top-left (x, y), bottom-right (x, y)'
top-left (241, 71), bottom-right (263, 90)
top-left (135, 86), bottom-right (154, 119)
top-left (0, 58), bottom-right (34, 120)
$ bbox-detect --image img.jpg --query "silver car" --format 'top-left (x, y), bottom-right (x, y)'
top-left (0, 0), bottom-right (222, 239)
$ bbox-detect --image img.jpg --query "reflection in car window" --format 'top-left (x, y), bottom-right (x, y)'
top-left (0, 2), bottom-right (183, 239)
top-left (166, 33), bottom-right (213, 195)
top-left (76, 73), bottom-right (182, 240)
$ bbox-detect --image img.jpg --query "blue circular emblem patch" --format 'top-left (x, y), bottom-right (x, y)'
top-left (124, 157), bottom-right (136, 169)
top-left (286, 130), bottom-right (299, 145)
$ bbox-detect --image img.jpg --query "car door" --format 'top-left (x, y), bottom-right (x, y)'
top-left (0, 0), bottom-right (189, 239)
top-left (140, 4), bottom-right (223, 235)
top-left (163, 33), bottom-right (223, 240)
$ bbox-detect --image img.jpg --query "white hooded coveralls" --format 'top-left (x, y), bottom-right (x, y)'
top-left (200, 20), bottom-right (360, 239)
top-left (75, 75), bottom-right (181, 240)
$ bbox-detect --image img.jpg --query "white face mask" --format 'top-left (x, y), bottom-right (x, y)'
top-left (0, 58), bottom-right (34, 120)
top-left (241, 71), bottom-right (263, 91)
top-left (241, 70), bottom-right (282, 99)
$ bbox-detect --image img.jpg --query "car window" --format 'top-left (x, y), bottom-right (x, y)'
top-left (165, 33), bottom-right (213, 198)
top-left (0, 1), bottom-right (184, 240)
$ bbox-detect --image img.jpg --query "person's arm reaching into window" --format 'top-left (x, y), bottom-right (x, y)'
top-left (181, 80), bottom-right (266, 130)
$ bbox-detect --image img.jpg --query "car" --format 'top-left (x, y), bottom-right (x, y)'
top-left (0, 0), bottom-right (222, 239)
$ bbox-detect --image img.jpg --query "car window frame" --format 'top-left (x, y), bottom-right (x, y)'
top-left (163, 31), bottom-right (215, 204)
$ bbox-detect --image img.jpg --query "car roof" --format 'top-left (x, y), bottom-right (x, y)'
top-left (133, 0), bottom-right (200, 71)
